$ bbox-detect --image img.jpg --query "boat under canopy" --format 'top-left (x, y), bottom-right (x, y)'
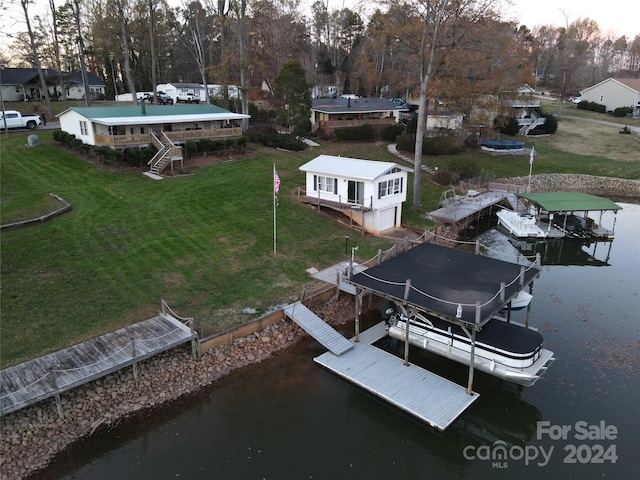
top-left (347, 242), bottom-right (554, 387)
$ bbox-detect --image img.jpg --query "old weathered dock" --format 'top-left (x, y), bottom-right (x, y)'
top-left (428, 189), bottom-right (516, 227)
top-left (0, 313), bottom-right (196, 417)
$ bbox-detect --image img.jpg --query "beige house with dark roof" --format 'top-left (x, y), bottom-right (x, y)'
top-left (580, 78), bottom-right (640, 116)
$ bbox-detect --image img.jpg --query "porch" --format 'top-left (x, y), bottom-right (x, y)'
top-left (95, 126), bottom-right (243, 148)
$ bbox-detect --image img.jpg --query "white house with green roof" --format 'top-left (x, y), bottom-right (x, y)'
top-left (58, 104), bottom-right (249, 174)
top-left (299, 155), bottom-right (412, 234)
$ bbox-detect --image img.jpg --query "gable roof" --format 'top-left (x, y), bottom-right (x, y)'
top-left (57, 104), bottom-right (250, 126)
top-left (581, 77), bottom-right (640, 95)
top-left (299, 155), bottom-right (411, 181)
top-left (312, 97), bottom-right (408, 114)
top-left (0, 68), bottom-right (42, 85)
top-left (64, 71), bottom-right (105, 86)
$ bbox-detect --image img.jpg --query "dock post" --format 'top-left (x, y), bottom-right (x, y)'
top-left (475, 239), bottom-right (480, 255)
top-left (131, 337), bottom-right (139, 387)
top-left (354, 289), bottom-right (361, 343)
top-left (49, 368), bottom-right (65, 419)
top-left (403, 280), bottom-right (412, 366)
top-left (525, 282), bottom-right (534, 328)
top-left (466, 301), bottom-right (482, 394)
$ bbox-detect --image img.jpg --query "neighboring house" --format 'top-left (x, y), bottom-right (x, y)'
top-left (156, 83), bottom-right (207, 103)
top-left (62, 71), bottom-right (106, 100)
top-left (0, 67), bottom-right (56, 101)
top-left (0, 67), bottom-right (106, 101)
top-left (580, 78), bottom-right (640, 116)
top-left (299, 155), bottom-right (411, 235)
top-left (206, 84), bottom-right (240, 99)
top-left (311, 97), bottom-right (408, 139)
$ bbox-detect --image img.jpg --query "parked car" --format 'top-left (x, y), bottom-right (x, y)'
top-left (0, 110), bottom-right (41, 130)
top-left (154, 92), bottom-right (174, 105)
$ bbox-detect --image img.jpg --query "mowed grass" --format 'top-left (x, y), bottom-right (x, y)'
top-left (0, 133), bottom-right (416, 365)
top-left (1, 117), bottom-right (638, 366)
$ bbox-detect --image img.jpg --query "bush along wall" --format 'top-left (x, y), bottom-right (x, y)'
top-left (334, 124), bottom-right (375, 141)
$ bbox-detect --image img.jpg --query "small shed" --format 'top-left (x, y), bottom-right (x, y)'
top-left (299, 155), bottom-right (411, 234)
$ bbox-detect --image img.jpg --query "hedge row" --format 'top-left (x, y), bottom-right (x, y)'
top-left (577, 100), bottom-right (607, 113)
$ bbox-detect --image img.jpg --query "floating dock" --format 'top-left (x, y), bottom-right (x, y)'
top-left (314, 322), bottom-right (479, 431)
top-left (285, 301), bottom-right (479, 431)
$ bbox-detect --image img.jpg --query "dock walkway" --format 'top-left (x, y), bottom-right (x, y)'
top-left (308, 261), bottom-right (367, 295)
top-left (283, 303), bottom-right (353, 356)
top-left (0, 314), bottom-right (196, 416)
top-left (314, 322), bottom-right (479, 431)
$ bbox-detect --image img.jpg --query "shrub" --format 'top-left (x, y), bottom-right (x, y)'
top-left (199, 138), bottom-right (213, 153)
top-left (613, 106), bottom-right (633, 118)
top-left (493, 115), bottom-right (520, 136)
top-left (124, 146), bottom-right (156, 167)
top-left (184, 140), bottom-right (198, 157)
top-left (446, 157), bottom-right (479, 181)
top-left (94, 146), bottom-right (123, 164)
top-left (382, 124), bottom-right (404, 142)
top-left (395, 133), bottom-right (463, 156)
top-left (334, 124), bottom-right (375, 141)
top-left (433, 169), bottom-right (454, 185)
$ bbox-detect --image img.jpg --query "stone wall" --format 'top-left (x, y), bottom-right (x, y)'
top-left (0, 297), bottom-right (356, 480)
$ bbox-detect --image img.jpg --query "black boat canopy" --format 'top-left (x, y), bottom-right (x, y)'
top-left (349, 242), bottom-right (540, 328)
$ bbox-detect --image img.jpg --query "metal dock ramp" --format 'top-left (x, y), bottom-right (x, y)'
top-left (314, 322), bottom-right (479, 431)
top-left (283, 302), bottom-right (353, 356)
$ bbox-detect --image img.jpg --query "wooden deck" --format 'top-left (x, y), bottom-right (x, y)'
top-left (308, 261), bottom-right (367, 295)
top-left (0, 314), bottom-right (196, 416)
top-left (315, 322), bottom-right (479, 431)
top-left (428, 190), bottom-right (513, 225)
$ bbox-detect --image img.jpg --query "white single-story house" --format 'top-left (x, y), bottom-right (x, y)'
top-left (580, 78), bottom-right (640, 116)
top-left (63, 71), bottom-right (106, 100)
top-left (299, 155), bottom-right (412, 235)
top-left (57, 104), bottom-right (249, 149)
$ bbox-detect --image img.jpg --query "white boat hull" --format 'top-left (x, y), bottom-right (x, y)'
top-left (388, 317), bottom-right (555, 387)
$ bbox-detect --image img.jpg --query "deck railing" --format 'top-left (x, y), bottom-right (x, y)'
top-left (94, 127), bottom-right (243, 148)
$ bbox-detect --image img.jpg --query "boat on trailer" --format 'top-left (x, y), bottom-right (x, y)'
top-left (496, 209), bottom-right (547, 238)
top-left (382, 303), bottom-right (555, 387)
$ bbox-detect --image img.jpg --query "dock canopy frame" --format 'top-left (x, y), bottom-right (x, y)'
top-left (349, 242), bottom-right (540, 329)
top-left (516, 192), bottom-right (622, 213)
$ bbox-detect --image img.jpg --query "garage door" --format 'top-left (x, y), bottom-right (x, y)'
top-left (379, 207), bottom-right (397, 232)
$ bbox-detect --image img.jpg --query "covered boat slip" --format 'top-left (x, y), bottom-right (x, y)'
top-left (349, 242), bottom-right (540, 328)
top-left (516, 191), bottom-right (622, 238)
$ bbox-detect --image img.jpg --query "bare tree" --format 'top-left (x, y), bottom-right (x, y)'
top-left (18, 0), bottom-right (53, 115)
top-left (113, 0), bottom-right (137, 104)
top-left (148, 0), bottom-right (159, 99)
top-left (70, 0), bottom-right (91, 106)
top-left (412, 0), bottom-right (448, 208)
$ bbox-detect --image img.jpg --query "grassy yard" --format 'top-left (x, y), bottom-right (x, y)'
top-left (1, 117), bottom-right (638, 366)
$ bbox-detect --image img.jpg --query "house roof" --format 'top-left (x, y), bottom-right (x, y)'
top-left (57, 104), bottom-right (250, 126)
top-left (159, 82), bottom-right (204, 89)
top-left (312, 97), bottom-right (408, 114)
top-left (581, 77), bottom-right (640, 95)
top-left (299, 155), bottom-right (411, 181)
top-left (64, 71), bottom-right (105, 86)
top-left (517, 192), bottom-right (622, 212)
top-left (0, 68), bottom-right (42, 85)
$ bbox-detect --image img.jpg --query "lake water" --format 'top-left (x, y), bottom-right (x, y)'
top-left (36, 204), bottom-right (640, 479)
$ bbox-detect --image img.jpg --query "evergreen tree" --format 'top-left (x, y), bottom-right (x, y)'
top-left (274, 60), bottom-right (311, 136)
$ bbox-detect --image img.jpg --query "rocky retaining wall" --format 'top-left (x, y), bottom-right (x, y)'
top-left (496, 174), bottom-right (640, 204)
top-left (0, 297), bottom-right (356, 480)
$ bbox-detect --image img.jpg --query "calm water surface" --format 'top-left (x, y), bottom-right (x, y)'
top-left (39, 205), bottom-right (640, 479)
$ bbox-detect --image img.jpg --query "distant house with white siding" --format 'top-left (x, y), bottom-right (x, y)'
top-left (580, 78), bottom-right (640, 116)
top-left (299, 155), bottom-right (411, 235)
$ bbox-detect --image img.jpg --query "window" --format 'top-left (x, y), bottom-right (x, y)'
top-left (378, 177), bottom-right (403, 198)
top-left (313, 175), bottom-right (338, 194)
top-left (80, 121), bottom-right (88, 135)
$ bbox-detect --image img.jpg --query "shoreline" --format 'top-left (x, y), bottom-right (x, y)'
top-left (0, 297), bottom-right (358, 480)
top-left (1, 174), bottom-right (638, 479)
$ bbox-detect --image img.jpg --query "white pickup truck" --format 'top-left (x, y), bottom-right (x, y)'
top-left (1, 110), bottom-right (42, 130)
top-left (176, 92), bottom-right (200, 103)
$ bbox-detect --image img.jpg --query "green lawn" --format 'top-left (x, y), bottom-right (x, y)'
top-left (1, 125), bottom-right (637, 366)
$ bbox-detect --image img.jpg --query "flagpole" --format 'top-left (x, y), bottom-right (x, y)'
top-left (528, 145), bottom-right (535, 192)
top-left (273, 164), bottom-right (277, 256)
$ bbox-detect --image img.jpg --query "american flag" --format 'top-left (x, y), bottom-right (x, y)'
top-left (274, 167), bottom-right (281, 195)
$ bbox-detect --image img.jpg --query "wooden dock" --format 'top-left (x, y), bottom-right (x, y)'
top-left (428, 190), bottom-right (513, 226)
top-left (307, 261), bottom-right (367, 295)
top-left (0, 314), bottom-right (196, 416)
top-left (315, 322), bottom-right (479, 431)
